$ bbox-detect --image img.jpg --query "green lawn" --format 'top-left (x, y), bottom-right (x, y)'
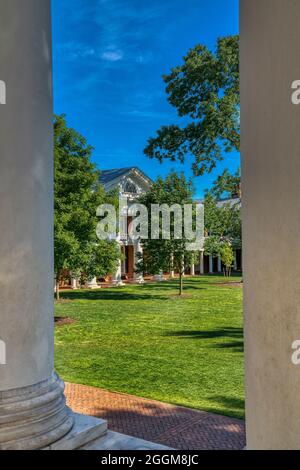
top-left (54, 275), bottom-right (244, 419)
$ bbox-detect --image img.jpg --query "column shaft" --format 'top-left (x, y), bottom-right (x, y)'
top-left (200, 251), bottom-right (204, 275)
top-left (0, 0), bottom-right (73, 449)
top-left (217, 256), bottom-right (222, 273)
top-left (241, 0), bottom-right (300, 449)
top-left (209, 256), bottom-right (213, 274)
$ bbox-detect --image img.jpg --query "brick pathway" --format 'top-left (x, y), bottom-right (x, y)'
top-left (65, 383), bottom-right (245, 450)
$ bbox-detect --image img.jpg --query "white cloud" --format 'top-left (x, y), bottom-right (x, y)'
top-left (101, 50), bottom-right (124, 62)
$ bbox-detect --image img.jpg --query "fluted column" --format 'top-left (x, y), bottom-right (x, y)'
top-left (233, 251), bottom-right (238, 271)
top-left (0, 0), bottom-right (73, 450)
top-left (241, 0), bottom-right (300, 449)
top-left (71, 275), bottom-right (78, 289)
top-left (86, 277), bottom-right (99, 289)
top-left (209, 256), bottom-right (213, 274)
top-left (112, 244), bottom-right (124, 286)
top-left (133, 240), bottom-right (144, 284)
top-left (200, 251), bottom-right (204, 275)
top-left (217, 256), bottom-right (222, 273)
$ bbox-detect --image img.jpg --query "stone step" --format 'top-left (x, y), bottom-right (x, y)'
top-left (81, 430), bottom-right (173, 451)
top-left (46, 413), bottom-right (107, 450)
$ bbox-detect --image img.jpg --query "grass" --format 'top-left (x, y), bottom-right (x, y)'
top-left (54, 275), bottom-right (244, 419)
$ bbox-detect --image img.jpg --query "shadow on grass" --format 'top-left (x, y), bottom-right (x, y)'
top-left (58, 290), bottom-right (168, 302)
top-left (166, 327), bottom-right (244, 352)
top-left (145, 281), bottom-right (207, 291)
top-left (209, 395), bottom-right (245, 413)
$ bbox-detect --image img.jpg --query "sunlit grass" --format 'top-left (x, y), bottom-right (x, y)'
top-left (55, 275), bottom-right (244, 419)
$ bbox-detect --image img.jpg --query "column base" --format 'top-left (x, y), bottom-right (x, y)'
top-left (112, 280), bottom-right (125, 287)
top-left (86, 282), bottom-right (100, 289)
top-left (0, 374), bottom-right (108, 451)
top-left (44, 413), bottom-right (107, 450)
top-left (0, 373), bottom-right (73, 450)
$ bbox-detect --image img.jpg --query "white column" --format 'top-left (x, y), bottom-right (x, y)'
top-left (170, 253), bottom-right (175, 278)
top-left (190, 264), bottom-right (195, 276)
top-left (241, 0), bottom-right (300, 449)
top-left (133, 241), bottom-right (144, 284)
top-left (234, 251), bottom-right (238, 271)
top-left (86, 277), bottom-right (99, 289)
top-left (120, 246), bottom-right (126, 276)
top-left (70, 272), bottom-right (79, 289)
top-left (209, 255), bottom-right (213, 274)
top-left (217, 256), bottom-right (222, 273)
top-left (112, 245), bottom-right (124, 286)
top-left (200, 251), bottom-right (204, 275)
top-left (182, 261), bottom-right (185, 277)
top-left (153, 271), bottom-right (165, 282)
top-left (0, 0), bottom-right (73, 449)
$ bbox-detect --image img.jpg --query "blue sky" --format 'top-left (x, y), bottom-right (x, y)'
top-left (52, 0), bottom-right (239, 197)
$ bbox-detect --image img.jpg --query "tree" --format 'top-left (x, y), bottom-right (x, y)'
top-left (204, 193), bottom-right (241, 277)
top-left (54, 115), bottom-right (119, 299)
top-left (220, 242), bottom-right (234, 277)
top-left (208, 168), bottom-right (241, 200)
top-left (144, 36), bottom-right (239, 176)
top-left (137, 172), bottom-right (196, 296)
top-left (204, 193), bottom-right (241, 244)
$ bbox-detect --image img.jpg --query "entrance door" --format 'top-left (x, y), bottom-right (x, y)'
top-left (125, 245), bottom-right (134, 279)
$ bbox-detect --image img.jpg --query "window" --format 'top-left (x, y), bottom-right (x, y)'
top-left (124, 181), bottom-right (137, 194)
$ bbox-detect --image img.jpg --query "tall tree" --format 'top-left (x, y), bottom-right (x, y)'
top-left (204, 193), bottom-right (241, 277)
top-left (54, 115), bottom-right (119, 299)
top-left (204, 193), bottom-right (241, 243)
top-left (137, 172), bottom-right (196, 295)
top-left (208, 168), bottom-right (241, 200)
top-left (144, 36), bottom-right (239, 176)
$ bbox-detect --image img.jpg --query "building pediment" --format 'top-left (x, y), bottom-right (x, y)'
top-left (100, 167), bottom-right (152, 197)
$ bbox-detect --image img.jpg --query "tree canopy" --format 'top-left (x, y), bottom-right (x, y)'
top-left (207, 168), bottom-right (241, 200)
top-left (54, 115), bottom-right (119, 298)
top-left (144, 36), bottom-right (239, 176)
top-left (137, 172), bottom-right (197, 295)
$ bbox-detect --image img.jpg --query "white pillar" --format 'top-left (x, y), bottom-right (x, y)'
top-left (190, 264), bottom-right (195, 276)
top-left (241, 0), bottom-right (300, 449)
top-left (217, 256), bottom-right (222, 273)
top-left (70, 272), bottom-right (79, 289)
top-left (153, 271), bottom-right (165, 282)
top-left (113, 246), bottom-right (124, 286)
top-left (200, 251), bottom-right (204, 275)
top-left (86, 277), bottom-right (99, 289)
top-left (170, 253), bottom-right (175, 278)
top-left (0, 0), bottom-right (73, 449)
top-left (234, 251), bottom-right (238, 271)
top-left (121, 246), bottom-right (126, 276)
top-left (209, 255), bottom-right (213, 274)
top-left (133, 241), bottom-right (144, 284)
top-left (182, 261), bottom-right (185, 277)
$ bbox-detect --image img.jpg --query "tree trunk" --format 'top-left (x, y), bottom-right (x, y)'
top-left (55, 280), bottom-right (60, 301)
top-left (179, 269), bottom-right (183, 296)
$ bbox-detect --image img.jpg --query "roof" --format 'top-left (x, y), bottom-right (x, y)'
top-left (217, 197), bottom-right (241, 208)
top-left (99, 167), bottom-right (153, 186)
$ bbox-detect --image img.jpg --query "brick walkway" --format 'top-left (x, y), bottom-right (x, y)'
top-left (65, 383), bottom-right (246, 450)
